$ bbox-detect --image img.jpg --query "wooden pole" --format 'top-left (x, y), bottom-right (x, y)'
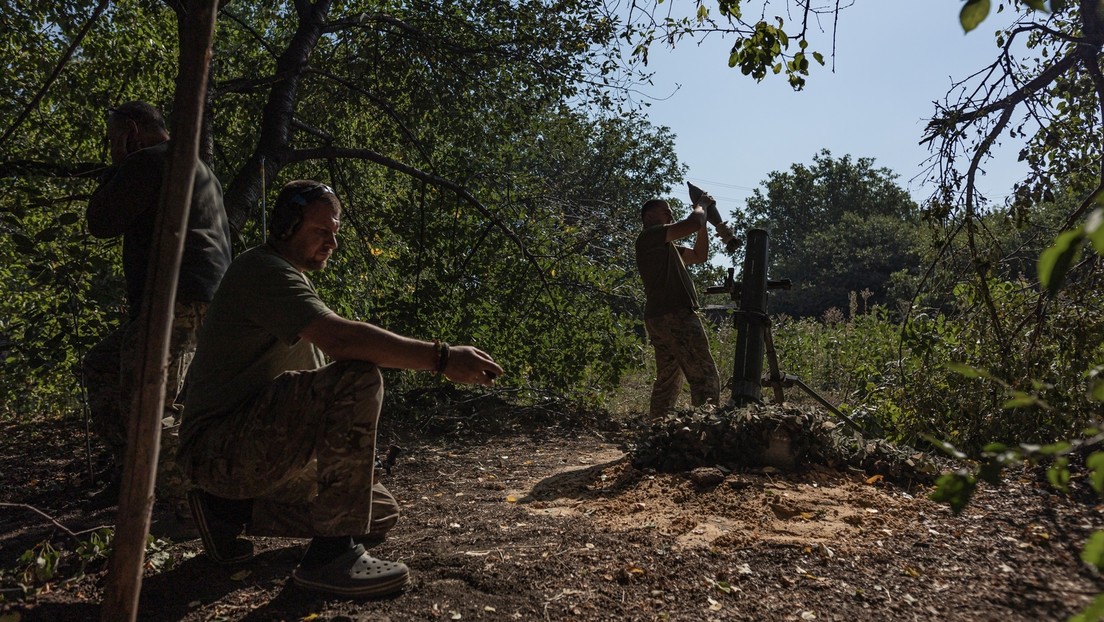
top-left (100, 2), bottom-right (220, 620)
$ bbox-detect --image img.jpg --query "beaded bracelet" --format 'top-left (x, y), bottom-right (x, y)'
top-left (434, 340), bottom-right (450, 375)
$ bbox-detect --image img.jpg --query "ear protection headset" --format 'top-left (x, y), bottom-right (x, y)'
top-left (269, 199), bottom-right (303, 241)
top-left (270, 183), bottom-right (335, 241)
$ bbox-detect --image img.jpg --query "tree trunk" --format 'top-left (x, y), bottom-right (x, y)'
top-left (99, 2), bottom-right (220, 620)
top-left (222, 0), bottom-right (333, 236)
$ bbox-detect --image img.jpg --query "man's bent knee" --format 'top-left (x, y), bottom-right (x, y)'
top-left (316, 360), bottom-right (383, 393)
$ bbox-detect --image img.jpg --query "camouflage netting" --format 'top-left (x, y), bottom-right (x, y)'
top-left (628, 403), bottom-right (946, 486)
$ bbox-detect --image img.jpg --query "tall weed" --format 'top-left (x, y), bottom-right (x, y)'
top-left (696, 279), bottom-right (1102, 454)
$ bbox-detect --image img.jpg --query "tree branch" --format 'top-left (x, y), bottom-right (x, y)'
top-left (213, 69), bottom-right (298, 96)
top-left (290, 117), bottom-right (335, 143)
top-left (0, 0), bottom-right (111, 150)
top-left (306, 68), bottom-right (431, 162)
top-left (0, 503), bottom-right (111, 543)
top-left (0, 160), bottom-right (106, 180)
top-left (1075, 49), bottom-right (1104, 226)
top-left (328, 10), bottom-right (535, 56)
top-left (222, 0), bottom-right (333, 234)
top-left (221, 8), bottom-right (280, 59)
top-left (922, 52), bottom-right (1079, 146)
top-left (288, 145), bottom-right (549, 287)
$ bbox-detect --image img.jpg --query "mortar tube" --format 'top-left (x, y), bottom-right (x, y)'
top-left (731, 228), bottom-right (769, 406)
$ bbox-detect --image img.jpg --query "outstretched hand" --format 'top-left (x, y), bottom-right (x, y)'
top-left (444, 345), bottom-right (504, 386)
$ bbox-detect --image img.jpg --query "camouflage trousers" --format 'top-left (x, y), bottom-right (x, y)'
top-left (182, 360), bottom-right (399, 539)
top-left (644, 307), bottom-right (720, 419)
top-left (82, 301), bottom-right (206, 505)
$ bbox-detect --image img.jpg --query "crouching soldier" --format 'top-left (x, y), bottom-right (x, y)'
top-left (179, 180), bottom-right (503, 597)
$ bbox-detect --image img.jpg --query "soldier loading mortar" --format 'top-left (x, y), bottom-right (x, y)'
top-left (634, 189), bottom-right (724, 421)
top-left (688, 181), bottom-right (864, 432)
top-left (632, 183), bottom-right (906, 477)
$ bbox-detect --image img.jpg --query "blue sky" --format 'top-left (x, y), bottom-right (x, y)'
top-left (639, 1), bottom-right (1028, 214)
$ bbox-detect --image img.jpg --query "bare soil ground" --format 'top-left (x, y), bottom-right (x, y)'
top-left (2, 405), bottom-right (1103, 621)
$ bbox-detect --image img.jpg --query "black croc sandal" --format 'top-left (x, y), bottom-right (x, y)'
top-left (292, 544), bottom-right (410, 598)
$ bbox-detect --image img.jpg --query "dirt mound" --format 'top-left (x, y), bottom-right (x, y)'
top-left (629, 403), bottom-right (941, 486)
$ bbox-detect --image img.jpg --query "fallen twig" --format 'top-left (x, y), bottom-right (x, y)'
top-left (0, 502), bottom-right (111, 543)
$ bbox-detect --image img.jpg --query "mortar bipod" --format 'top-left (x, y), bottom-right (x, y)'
top-left (718, 227), bottom-right (866, 436)
top-left (746, 309), bottom-right (867, 436)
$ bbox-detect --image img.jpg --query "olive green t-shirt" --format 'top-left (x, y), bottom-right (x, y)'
top-left (635, 224), bottom-right (699, 318)
top-left (86, 142), bottom-right (232, 320)
top-left (180, 244), bottom-right (331, 451)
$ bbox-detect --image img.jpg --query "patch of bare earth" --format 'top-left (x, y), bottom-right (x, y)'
top-left (3, 417), bottom-right (1103, 621)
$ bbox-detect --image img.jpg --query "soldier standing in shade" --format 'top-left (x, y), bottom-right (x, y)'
top-left (635, 195), bottom-right (721, 419)
top-left (82, 101), bottom-right (232, 512)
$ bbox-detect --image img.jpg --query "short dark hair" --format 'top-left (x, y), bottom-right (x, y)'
top-left (270, 180), bottom-right (342, 240)
top-left (108, 101), bottom-right (167, 135)
top-left (640, 199), bottom-right (668, 217)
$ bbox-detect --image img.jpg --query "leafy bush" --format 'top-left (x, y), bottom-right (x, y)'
top-left (923, 202), bottom-right (1104, 622)
top-left (1, 527), bottom-right (115, 597)
top-left (0, 183), bottom-right (122, 420)
top-left (890, 276), bottom-right (1104, 450)
top-left (694, 272), bottom-right (1102, 456)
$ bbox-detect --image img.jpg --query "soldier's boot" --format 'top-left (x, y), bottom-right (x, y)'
top-left (187, 489), bottom-right (255, 564)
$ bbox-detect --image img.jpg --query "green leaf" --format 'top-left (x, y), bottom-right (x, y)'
top-left (1038, 228), bottom-right (1084, 294)
top-left (12, 232), bottom-right (36, 253)
top-left (1080, 531), bottom-right (1104, 571)
top-left (1069, 591), bottom-right (1104, 622)
top-left (1085, 452), bottom-right (1104, 495)
top-left (959, 0), bottom-right (990, 33)
top-left (1023, 0), bottom-right (1047, 10)
top-left (35, 227), bottom-right (62, 243)
top-left (1002, 391), bottom-right (1037, 409)
top-left (1085, 208), bottom-right (1104, 255)
top-left (1039, 441), bottom-right (1072, 456)
top-left (929, 471), bottom-right (977, 514)
top-left (945, 362), bottom-right (992, 380)
top-left (1092, 379), bottom-right (1104, 402)
top-left (923, 435), bottom-right (968, 460)
top-left (977, 460), bottom-right (1004, 485)
top-left (1047, 457), bottom-right (1069, 492)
